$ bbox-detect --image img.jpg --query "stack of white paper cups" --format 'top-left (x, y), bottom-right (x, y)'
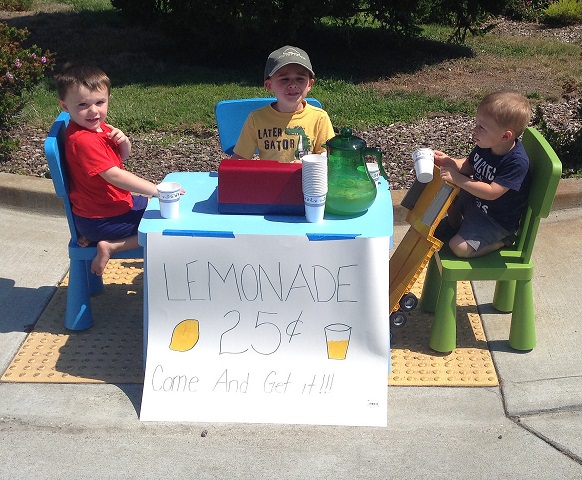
top-left (301, 154), bottom-right (328, 223)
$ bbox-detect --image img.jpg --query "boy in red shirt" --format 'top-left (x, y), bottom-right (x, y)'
top-left (56, 65), bottom-right (160, 276)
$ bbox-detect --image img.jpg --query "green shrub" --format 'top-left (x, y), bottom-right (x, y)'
top-left (0, 23), bottom-right (54, 160)
top-left (110, 0), bottom-right (512, 52)
top-left (544, 0), bottom-right (582, 24)
top-left (110, 0), bottom-right (429, 55)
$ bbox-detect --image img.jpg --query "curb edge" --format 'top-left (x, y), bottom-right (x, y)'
top-left (1, 172), bottom-right (580, 225)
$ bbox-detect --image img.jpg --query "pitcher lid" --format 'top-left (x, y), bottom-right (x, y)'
top-left (325, 127), bottom-right (367, 151)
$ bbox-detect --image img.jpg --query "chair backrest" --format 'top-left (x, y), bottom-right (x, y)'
top-left (43, 111), bottom-right (79, 241)
top-left (215, 97), bottom-right (323, 155)
top-left (516, 127), bottom-right (562, 261)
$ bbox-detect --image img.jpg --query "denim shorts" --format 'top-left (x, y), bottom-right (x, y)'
top-left (73, 195), bottom-right (148, 242)
top-left (457, 196), bottom-right (512, 252)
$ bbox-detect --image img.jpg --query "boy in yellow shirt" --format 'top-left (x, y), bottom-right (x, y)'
top-left (232, 46), bottom-right (334, 163)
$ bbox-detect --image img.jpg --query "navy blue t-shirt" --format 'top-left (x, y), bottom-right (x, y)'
top-left (468, 139), bottom-right (531, 232)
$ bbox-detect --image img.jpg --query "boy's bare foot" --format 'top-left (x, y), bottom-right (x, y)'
top-left (89, 235), bottom-right (139, 276)
top-left (77, 236), bottom-right (91, 247)
top-left (91, 240), bottom-right (113, 276)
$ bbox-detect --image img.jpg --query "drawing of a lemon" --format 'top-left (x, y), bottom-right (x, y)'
top-left (169, 319), bottom-right (199, 352)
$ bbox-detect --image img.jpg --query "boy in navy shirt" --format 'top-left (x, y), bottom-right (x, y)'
top-left (435, 90), bottom-right (532, 258)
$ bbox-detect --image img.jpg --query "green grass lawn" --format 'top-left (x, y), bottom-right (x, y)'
top-left (27, 66), bottom-right (475, 133)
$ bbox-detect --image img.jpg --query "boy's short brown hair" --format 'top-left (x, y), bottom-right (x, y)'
top-left (55, 64), bottom-right (111, 100)
top-left (478, 90), bottom-right (532, 137)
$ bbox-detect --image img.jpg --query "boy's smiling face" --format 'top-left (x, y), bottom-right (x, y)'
top-left (264, 64), bottom-right (314, 113)
top-left (58, 84), bottom-right (109, 132)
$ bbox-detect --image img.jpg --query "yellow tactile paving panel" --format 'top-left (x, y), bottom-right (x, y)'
top-left (2, 261), bottom-right (497, 386)
top-left (1, 260), bottom-right (144, 384)
top-left (389, 269), bottom-right (498, 386)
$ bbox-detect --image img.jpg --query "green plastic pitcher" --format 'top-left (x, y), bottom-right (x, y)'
top-left (325, 127), bottom-right (388, 215)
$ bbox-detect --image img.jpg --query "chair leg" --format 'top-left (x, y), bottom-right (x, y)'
top-left (64, 259), bottom-right (94, 331)
top-left (493, 280), bottom-right (516, 312)
top-left (420, 256), bottom-right (440, 313)
top-left (88, 264), bottom-right (105, 295)
top-left (508, 279), bottom-right (536, 351)
top-left (429, 279), bottom-right (458, 353)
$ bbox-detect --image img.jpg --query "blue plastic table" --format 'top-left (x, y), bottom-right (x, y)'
top-left (138, 172), bottom-right (393, 243)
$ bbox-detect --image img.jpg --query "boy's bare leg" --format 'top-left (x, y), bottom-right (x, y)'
top-left (449, 234), bottom-right (504, 258)
top-left (91, 235), bottom-right (139, 276)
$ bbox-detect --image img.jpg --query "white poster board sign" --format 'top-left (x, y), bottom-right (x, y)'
top-left (140, 232), bottom-right (390, 426)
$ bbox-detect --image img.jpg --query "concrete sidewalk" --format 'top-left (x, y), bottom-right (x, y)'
top-left (1, 173), bottom-right (581, 479)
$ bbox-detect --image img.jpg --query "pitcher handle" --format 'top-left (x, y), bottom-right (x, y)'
top-left (365, 148), bottom-right (388, 182)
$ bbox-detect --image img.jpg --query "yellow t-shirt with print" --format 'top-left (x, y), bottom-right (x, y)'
top-left (233, 102), bottom-right (334, 163)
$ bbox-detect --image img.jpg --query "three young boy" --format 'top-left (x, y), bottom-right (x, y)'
top-left (56, 50), bottom-right (532, 277)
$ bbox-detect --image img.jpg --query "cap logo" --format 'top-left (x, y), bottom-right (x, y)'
top-left (278, 49), bottom-right (306, 62)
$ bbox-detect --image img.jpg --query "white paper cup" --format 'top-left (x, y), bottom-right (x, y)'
top-left (366, 162), bottom-right (380, 186)
top-left (157, 181), bottom-right (181, 219)
top-left (302, 153), bottom-right (328, 197)
top-left (304, 193), bottom-right (326, 223)
top-left (412, 148), bottom-right (434, 183)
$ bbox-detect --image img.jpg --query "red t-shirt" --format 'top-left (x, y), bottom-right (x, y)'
top-left (64, 121), bottom-right (133, 218)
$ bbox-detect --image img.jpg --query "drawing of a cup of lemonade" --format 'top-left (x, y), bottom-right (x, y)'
top-left (324, 323), bottom-right (352, 360)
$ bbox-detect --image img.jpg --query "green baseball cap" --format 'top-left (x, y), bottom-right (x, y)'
top-left (264, 46), bottom-right (314, 80)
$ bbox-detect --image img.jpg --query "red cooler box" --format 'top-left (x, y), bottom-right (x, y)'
top-left (218, 159), bottom-right (304, 215)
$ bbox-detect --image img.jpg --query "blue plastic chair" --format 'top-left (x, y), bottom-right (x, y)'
top-left (215, 97), bottom-right (323, 155)
top-left (44, 112), bottom-right (143, 331)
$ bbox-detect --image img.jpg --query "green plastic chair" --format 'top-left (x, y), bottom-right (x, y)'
top-left (419, 127), bottom-right (562, 352)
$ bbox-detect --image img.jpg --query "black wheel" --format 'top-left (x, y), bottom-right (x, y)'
top-left (399, 292), bottom-right (418, 312)
top-left (390, 311), bottom-right (407, 327)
